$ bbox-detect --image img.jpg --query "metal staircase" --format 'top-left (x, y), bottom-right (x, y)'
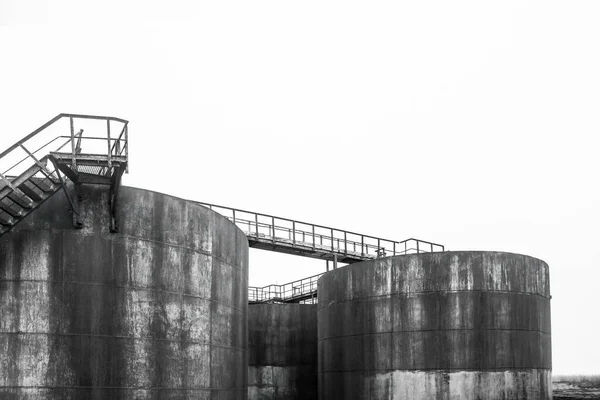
top-left (0, 114), bottom-right (128, 236)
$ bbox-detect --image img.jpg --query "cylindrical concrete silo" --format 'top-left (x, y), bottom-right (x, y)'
top-left (0, 185), bottom-right (248, 399)
top-left (318, 251), bottom-right (551, 400)
top-left (248, 304), bottom-right (318, 400)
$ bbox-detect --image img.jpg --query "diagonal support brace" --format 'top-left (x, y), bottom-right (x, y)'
top-left (49, 156), bottom-right (82, 228)
top-left (109, 164), bottom-right (126, 232)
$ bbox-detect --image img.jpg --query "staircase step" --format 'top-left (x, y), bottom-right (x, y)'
top-left (0, 200), bottom-right (25, 218)
top-left (7, 192), bottom-right (34, 209)
top-left (0, 213), bottom-right (15, 227)
top-left (43, 173), bottom-right (60, 186)
top-left (0, 163), bottom-right (45, 200)
top-left (18, 183), bottom-right (45, 202)
top-left (29, 177), bottom-right (57, 193)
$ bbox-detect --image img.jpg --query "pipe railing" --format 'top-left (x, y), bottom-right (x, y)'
top-left (0, 114), bottom-right (129, 182)
top-left (249, 273), bottom-right (323, 304)
top-left (196, 201), bottom-right (444, 260)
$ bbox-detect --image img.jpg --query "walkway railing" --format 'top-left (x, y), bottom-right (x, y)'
top-left (196, 202), bottom-right (444, 263)
top-left (0, 114), bottom-right (128, 183)
top-left (249, 273), bottom-right (322, 304)
top-left (0, 114), bottom-right (129, 236)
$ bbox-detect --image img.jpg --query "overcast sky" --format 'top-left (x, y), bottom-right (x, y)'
top-left (1, 0), bottom-right (599, 374)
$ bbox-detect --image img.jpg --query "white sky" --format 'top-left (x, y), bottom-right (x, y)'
top-left (1, 0), bottom-right (599, 375)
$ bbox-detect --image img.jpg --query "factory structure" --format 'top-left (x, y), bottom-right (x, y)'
top-left (0, 115), bottom-right (552, 399)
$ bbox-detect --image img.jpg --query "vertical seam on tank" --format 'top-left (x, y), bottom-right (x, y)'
top-left (209, 264), bottom-right (213, 396)
top-left (390, 259), bottom-right (395, 397)
top-left (59, 230), bottom-right (65, 335)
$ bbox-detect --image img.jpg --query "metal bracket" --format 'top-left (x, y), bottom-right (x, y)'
top-left (109, 165), bottom-right (125, 232)
top-left (49, 157), bottom-right (82, 228)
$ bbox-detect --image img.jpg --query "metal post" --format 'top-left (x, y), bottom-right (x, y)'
top-left (107, 119), bottom-right (112, 169)
top-left (326, 260), bottom-right (329, 272)
top-left (393, 242), bottom-right (396, 256)
top-left (344, 232), bottom-right (347, 254)
top-left (232, 209), bottom-right (236, 224)
top-left (330, 228), bottom-right (334, 252)
top-left (255, 213), bottom-right (259, 238)
top-left (312, 225), bottom-right (315, 249)
top-left (361, 235), bottom-right (364, 256)
top-left (124, 125), bottom-right (129, 173)
top-left (272, 216), bottom-right (275, 243)
top-left (292, 221), bottom-right (296, 246)
top-left (417, 240), bottom-right (420, 253)
top-left (333, 254), bottom-right (338, 269)
top-left (70, 117), bottom-right (76, 170)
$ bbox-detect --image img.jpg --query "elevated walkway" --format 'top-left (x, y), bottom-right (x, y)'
top-left (249, 273), bottom-right (322, 304)
top-left (1, 113), bottom-right (444, 306)
top-left (197, 202), bottom-right (444, 264)
top-left (0, 114), bottom-right (129, 235)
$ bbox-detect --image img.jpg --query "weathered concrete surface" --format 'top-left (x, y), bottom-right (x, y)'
top-left (0, 185), bottom-right (249, 399)
top-left (248, 304), bottom-right (317, 400)
top-left (318, 251), bottom-right (552, 400)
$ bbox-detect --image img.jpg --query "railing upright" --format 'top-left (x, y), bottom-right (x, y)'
top-left (344, 232), bottom-right (347, 254)
top-left (70, 117), bottom-right (76, 171)
top-left (124, 125), bottom-right (129, 173)
top-left (272, 216), bottom-right (275, 242)
top-left (330, 228), bottom-right (334, 252)
top-left (107, 120), bottom-right (112, 169)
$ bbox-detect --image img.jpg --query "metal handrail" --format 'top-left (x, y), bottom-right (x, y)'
top-left (1, 114), bottom-right (129, 179)
top-left (196, 201), bottom-right (445, 260)
top-left (0, 114), bottom-right (127, 159)
top-left (249, 272), bottom-right (323, 303)
top-left (198, 201), bottom-right (442, 246)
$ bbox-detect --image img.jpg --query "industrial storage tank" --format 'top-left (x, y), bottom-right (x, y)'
top-left (0, 185), bottom-right (248, 399)
top-left (248, 304), bottom-right (318, 399)
top-left (318, 251), bottom-right (551, 400)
